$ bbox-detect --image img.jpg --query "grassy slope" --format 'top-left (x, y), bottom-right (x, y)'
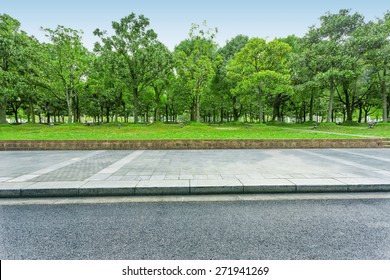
top-left (1, 122), bottom-right (387, 140)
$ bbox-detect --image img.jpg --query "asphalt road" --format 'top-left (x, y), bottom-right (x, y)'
top-left (1, 195), bottom-right (390, 260)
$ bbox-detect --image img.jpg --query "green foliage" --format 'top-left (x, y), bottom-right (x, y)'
top-left (94, 13), bottom-right (169, 124)
top-left (340, 121), bottom-right (361, 126)
top-left (1, 10), bottom-right (389, 126)
top-left (174, 22), bottom-right (219, 122)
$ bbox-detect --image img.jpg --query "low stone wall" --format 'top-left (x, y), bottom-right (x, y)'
top-left (0, 138), bottom-right (386, 150)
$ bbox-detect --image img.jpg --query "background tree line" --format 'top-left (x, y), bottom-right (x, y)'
top-left (1, 9), bottom-right (389, 124)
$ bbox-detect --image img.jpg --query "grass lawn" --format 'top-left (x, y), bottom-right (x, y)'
top-left (0, 122), bottom-right (389, 140)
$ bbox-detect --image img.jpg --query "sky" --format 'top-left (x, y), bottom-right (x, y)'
top-left (2, 0), bottom-right (389, 50)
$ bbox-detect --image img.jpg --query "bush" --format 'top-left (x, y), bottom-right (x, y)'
top-left (341, 121), bottom-right (360, 126)
top-left (375, 122), bottom-right (390, 127)
top-left (266, 120), bottom-right (285, 126)
top-left (189, 122), bottom-right (207, 127)
top-left (320, 122), bottom-right (337, 127)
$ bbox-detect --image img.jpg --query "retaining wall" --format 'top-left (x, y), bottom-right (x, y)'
top-left (0, 139), bottom-right (386, 150)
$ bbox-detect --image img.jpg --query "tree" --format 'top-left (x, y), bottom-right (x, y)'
top-left (215, 35), bottom-right (249, 121)
top-left (305, 9), bottom-right (365, 122)
top-left (94, 13), bottom-right (164, 124)
top-left (86, 50), bottom-right (127, 122)
top-left (357, 12), bottom-right (390, 122)
top-left (39, 26), bottom-right (90, 123)
top-left (0, 14), bottom-right (27, 123)
top-left (174, 22), bottom-right (219, 122)
top-left (227, 38), bottom-right (291, 123)
top-left (149, 42), bottom-right (173, 122)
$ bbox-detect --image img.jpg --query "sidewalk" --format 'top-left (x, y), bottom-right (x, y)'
top-left (1, 149), bottom-right (390, 198)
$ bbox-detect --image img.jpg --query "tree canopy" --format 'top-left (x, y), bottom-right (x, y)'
top-left (1, 9), bottom-right (389, 124)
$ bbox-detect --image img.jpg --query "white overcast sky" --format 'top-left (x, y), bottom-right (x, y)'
top-left (2, 0), bottom-right (389, 50)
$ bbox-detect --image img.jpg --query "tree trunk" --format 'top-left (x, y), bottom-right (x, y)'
top-left (232, 96), bottom-right (239, 121)
top-left (196, 93), bottom-right (201, 122)
top-left (13, 106), bottom-right (19, 124)
top-left (66, 91), bottom-right (73, 123)
top-left (381, 70), bottom-right (388, 122)
top-left (190, 97), bottom-right (196, 122)
top-left (358, 102), bottom-right (363, 123)
top-left (29, 98), bottom-right (35, 124)
top-left (133, 87), bottom-right (139, 124)
top-left (106, 106), bottom-right (110, 123)
top-left (327, 77), bottom-right (335, 123)
top-left (309, 93), bottom-right (314, 121)
top-left (272, 95), bottom-right (279, 121)
top-left (258, 87), bottom-right (263, 123)
top-left (344, 86), bottom-right (353, 122)
top-left (0, 96), bottom-right (7, 124)
top-left (154, 88), bottom-right (161, 122)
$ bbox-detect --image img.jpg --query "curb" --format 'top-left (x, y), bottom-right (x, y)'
top-left (1, 181), bottom-right (390, 198)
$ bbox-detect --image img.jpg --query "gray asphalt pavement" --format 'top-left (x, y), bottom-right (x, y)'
top-left (1, 194), bottom-right (390, 260)
top-left (1, 149), bottom-right (390, 197)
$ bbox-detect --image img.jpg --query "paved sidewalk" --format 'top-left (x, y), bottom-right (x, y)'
top-left (1, 149), bottom-right (390, 198)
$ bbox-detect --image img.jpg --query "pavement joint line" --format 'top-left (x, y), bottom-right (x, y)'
top-left (85, 150), bottom-right (145, 181)
top-left (7, 150), bottom-right (105, 182)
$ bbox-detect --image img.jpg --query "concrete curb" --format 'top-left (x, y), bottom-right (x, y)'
top-left (1, 180), bottom-right (390, 198)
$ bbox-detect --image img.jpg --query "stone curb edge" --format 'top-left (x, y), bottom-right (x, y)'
top-left (1, 183), bottom-right (390, 198)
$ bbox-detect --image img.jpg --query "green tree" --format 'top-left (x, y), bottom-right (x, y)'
top-left (357, 12), bottom-right (390, 122)
top-left (0, 14), bottom-right (27, 123)
top-left (174, 22), bottom-right (219, 122)
top-left (215, 35), bottom-right (249, 121)
top-left (150, 42), bottom-right (173, 122)
top-left (94, 13), bottom-right (164, 124)
top-left (228, 38), bottom-right (291, 123)
top-left (305, 9), bottom-right (365, 122)
top-left (39, 26), bottom-right (90, 123)
top-left (86, 50), bottom-right (127, 122)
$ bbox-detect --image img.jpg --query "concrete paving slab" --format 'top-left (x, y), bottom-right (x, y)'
top-left (193, 175), bottom-right (208, 180)
top-left (164, 175), bottom-right (180, 180)
top-left (335, 178), bottom-right (390, 185)
top-left (8, 174), bottom-right (40, 182)
top-left (0, 182), bottom-right (35, 188)
top-left (85, 173), bottom-right (112, 181)
top-left (135, 180), bottom-right (190, 196)
top-left (207, 175), bottom-right (223, 180)
top-left (179, 174), bottom-right (194, 180)
top-left (373, 171), bottom-right (390, 178)
top-left (0, 177), bottom-right (13, 182)
top-left (290, 179), bottom-right (346, 185)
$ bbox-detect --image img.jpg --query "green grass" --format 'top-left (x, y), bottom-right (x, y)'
top-left (277, 122), bottom-right (390, 138)
top-left (2, 121), bottom-right (388, 140)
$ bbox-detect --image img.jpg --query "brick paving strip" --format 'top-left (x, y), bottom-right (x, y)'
top-left (7, 151), bottom-right (105, 182)
top-left (85, 150), bottom-right (145, 181)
